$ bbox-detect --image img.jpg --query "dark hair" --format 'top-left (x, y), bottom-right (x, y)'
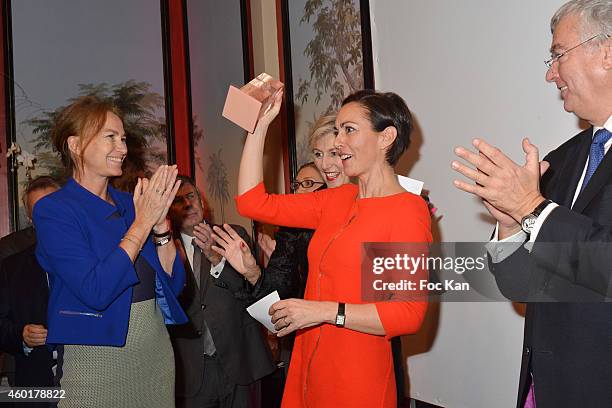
top-left (176, 175), bottom-right (197, 192)
top-left (22, 175), bottom-right (62, 213)
top-left (51, 96), bottom-right (122, 178)
top-left (341, 90), bottom-right (413, 166)
top-left (174, 174), bottom-right (211, 222)
top-left (297, 161), bottom-right (319, 173)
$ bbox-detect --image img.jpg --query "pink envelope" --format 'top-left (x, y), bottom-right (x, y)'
top-left (222, 73), bottom-right (284, 133)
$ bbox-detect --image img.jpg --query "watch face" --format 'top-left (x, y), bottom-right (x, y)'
top-left (521, 215), bottom-right (537, 233)
top-left (336, 315), bottom-right (345, 326)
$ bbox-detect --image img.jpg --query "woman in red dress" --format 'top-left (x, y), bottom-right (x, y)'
top-left (235, 89), bottom-right (432, 408)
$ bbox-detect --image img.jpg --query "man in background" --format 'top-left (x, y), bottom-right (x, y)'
top-left (0, 176), bottom-right (61, 407)
top-left (168, 176), bottom-right (274, 408)
top-left (453, 0), bottom-right (611, 406)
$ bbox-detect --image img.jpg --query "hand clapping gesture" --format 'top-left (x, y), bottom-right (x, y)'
top-left (133, 165), bottom-right (181, 232)
top-left (210, 224), bottom-right (261, 284)
top-left (192, 222), bottom-right (223, 266)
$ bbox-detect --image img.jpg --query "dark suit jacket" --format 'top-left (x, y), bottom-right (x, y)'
top-left (0, 244), bottom-right (54, 388)
top-left (491, 127), bottom-right (612, 408)
top-left (168, 224), bottom-right (275, 398)
top-left (0, 227), bottom-right (35, 264)
top-left (0, 226), bottom-right (37, 384)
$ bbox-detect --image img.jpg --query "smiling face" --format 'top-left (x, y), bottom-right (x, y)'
top-left (311, 132), bottom-right (349, 188)
top-left (69, 111), bottom-right (127, 183)
top-left (294, 165), bottom-right (325, 194)
top-left (545, 13), bottom-right (611, 125)
top-left (334, 102), bottom-right (388, 178)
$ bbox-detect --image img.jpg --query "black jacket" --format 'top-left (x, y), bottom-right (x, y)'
top-left (252, 226), bottom-right (312, 301)
top-left (491, 127), bottom-right (612, 408)
top-left (168, 224), bottom-right (275, 398)
top-left (0, 244), bottom-right (54, 388)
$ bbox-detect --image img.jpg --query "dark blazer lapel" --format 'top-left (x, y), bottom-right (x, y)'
top-left (572, 143), bottom-right (612, 213)
top-left (199, 254), bottom-right (213, 299)
top-left (552, 128), bottom-right (592, 207)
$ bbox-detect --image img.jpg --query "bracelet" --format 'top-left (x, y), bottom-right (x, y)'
top-left (152, 231), bottom-right (171, 243)
top-left (153, 235), bottom-right (172, 247)
top-left (153, 229), bottom-right (172, 238)
top-left (121, 234), bottom-right (141, 250)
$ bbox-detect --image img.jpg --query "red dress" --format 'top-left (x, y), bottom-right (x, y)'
top-left (236, 183), bottom-right (432, 407)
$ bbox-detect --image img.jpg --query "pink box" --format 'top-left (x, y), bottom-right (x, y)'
top-left (222, 73), bottom-right (284, 133)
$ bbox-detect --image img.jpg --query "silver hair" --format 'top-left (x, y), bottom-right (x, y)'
top-left (551, 0), bottom-right (612, 45)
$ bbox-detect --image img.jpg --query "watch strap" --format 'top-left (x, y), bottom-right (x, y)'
top-left (335, 302), bottom-right (346, 327)
top-left (531, 199), bottom-right (553, 218)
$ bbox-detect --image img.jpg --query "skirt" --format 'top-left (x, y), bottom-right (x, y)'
top-left (58, 299), bottom-right (174, 408)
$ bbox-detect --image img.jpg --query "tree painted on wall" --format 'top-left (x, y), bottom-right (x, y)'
top-left (25, 81), bottom-right (166, 191)
top-left (206, 148), bottom-right (230, 223)
top-left (296, 0), bottom-right (364, 113)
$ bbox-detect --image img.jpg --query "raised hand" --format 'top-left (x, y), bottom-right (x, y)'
top-left (133, 165), bottom-right (181, 231)
top-left (210, 224), bottom-right (261, 284)
top-left (257, 233), bottom-right (276, 266)
top-left (452, 138), bottom-right (546, 222)
top-left (193, 222), bottom-right (223, 266)
top-left (252, 90), bottom-right (283, 135)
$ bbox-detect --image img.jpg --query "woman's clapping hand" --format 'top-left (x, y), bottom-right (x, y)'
top-left (133, 165), bottom-right (181, 231)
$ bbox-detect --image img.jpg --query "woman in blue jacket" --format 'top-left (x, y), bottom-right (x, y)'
top-left (33, 96), bottom-right (187, 407)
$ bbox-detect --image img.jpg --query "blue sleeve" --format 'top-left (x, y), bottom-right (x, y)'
top-left (34, 198), bottom-right (139, 311)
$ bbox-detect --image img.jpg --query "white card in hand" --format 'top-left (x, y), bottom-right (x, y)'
top-left (246, 290), bottom-right (281, 333)
top-left (397, 174), bottom-right (424, 195)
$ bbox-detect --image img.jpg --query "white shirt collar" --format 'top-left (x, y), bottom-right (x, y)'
top-left (594, 115), bottom-right (612, 136)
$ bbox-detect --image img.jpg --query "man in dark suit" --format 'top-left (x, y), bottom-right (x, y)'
top-left (168, 176), bottom-right (274, 408)
top-left (0, 176), bottom-right (60, 406)
top-left (452, 1), bottom-right (611, 407)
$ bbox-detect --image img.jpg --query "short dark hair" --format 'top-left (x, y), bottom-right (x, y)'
top-left (176, 175), bottom-right (197, 193)
top-left (174, 174), bottom-right (212, 222)
top-left (297, 161), bottom-right (318, 173)
top-left (22, 175), bottom-right (62, 211)
top-left (341, 90), bottom-right (413, 166)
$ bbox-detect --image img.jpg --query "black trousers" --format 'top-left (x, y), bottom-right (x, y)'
top-left (177, 354), bottom-right (259, 408)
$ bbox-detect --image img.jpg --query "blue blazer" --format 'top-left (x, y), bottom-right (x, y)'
top-left (34, 178), bottom-right (187, 346)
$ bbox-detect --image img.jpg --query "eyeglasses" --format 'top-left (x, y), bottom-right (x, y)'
top-left (545, 33), bottom-right (609, 68)
top-left (290, 179), bottom-right (325, 191)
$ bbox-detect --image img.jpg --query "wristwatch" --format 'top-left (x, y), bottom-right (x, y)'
top-left (335, 303), bottom-right (346, 327)
top-left (520, 199), bottom-right (553, 234)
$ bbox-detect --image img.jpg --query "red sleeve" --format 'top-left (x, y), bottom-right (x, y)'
top-left (375, 194), bottom-right (432, 339)
top-left (235, 182), bottom-right (331, 229)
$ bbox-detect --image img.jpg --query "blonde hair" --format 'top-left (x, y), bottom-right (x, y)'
top-left (307, 114), bottom-right (337, 149)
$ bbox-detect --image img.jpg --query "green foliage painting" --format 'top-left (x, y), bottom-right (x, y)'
top-left (289, 0), bottom-right (365, 167)
top-left (25, 81), bottom-right (167, 191)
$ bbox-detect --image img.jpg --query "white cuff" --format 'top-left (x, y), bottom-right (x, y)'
top-left (23, 341), bottom-right (33, 356)
top-left (527, 202), bottom-right (559, 244)
top-left (210, 257), bottom-right (226, 279)
top-left (486, 223), bottom-right (528, 263)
